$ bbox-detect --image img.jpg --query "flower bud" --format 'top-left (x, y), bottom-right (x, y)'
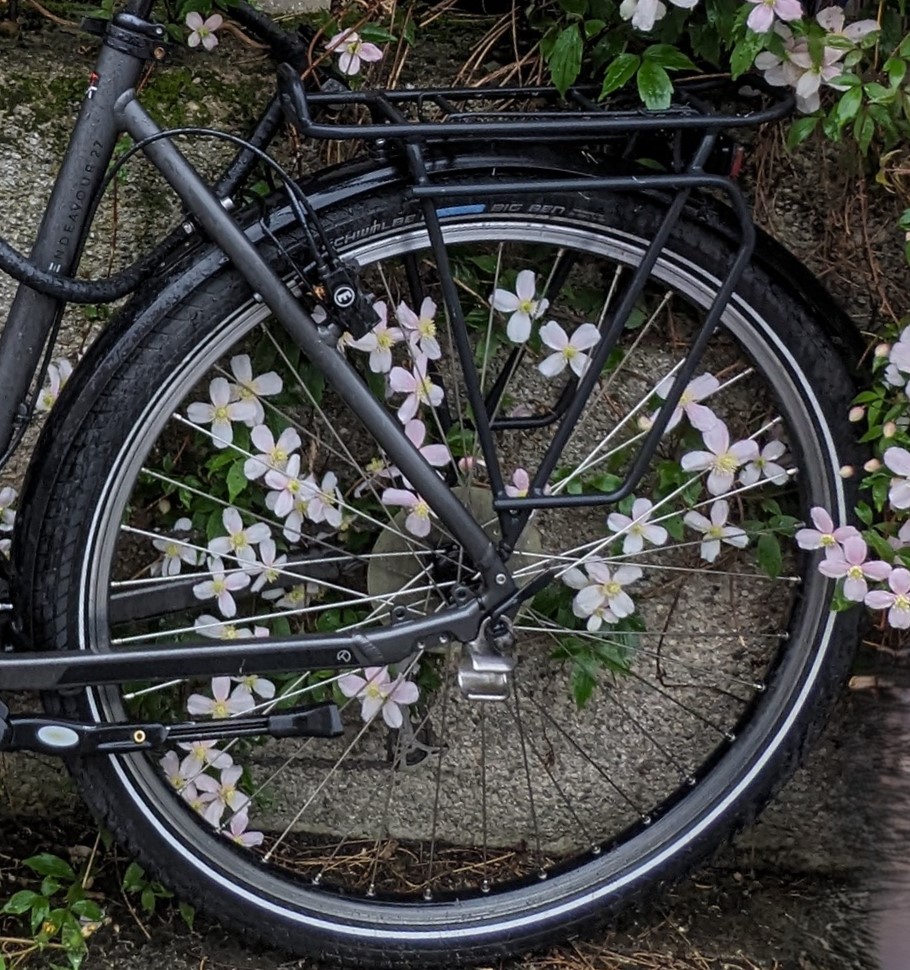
top-left (883, 421), bottom-right (898, 438)
top-left (839, 465), bottom-right (855, 478)
top-left (875, 343), bottom-right (891, 358)
top-left (458, 457), bottom-right (475, 473)
top-left (637, 414), bottom-right (654, 432)
top-left (863, 458), bottom-right (881, 473)
top-left (848, 406), bottom-right (865, 423)
top-left (157, 498), bottom-right (172, 515)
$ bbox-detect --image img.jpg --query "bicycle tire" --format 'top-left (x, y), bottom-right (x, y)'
top-left (13, 177), bottom-right (860, 967)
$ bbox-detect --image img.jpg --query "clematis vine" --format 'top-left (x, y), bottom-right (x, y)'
top-left (35, 358), bottom-right (73, 413)
top-left (388, 356), bottom-right (445, 423)
top-left (228, 354), bottom-right (282, 427)
top-left (491, 270), bottom-right (549, 343)
top-left (795, 506), bottom-right (860, 552)
top-left (186, 11), bottom-right (222, 50)
top-left (538, 321), bottom-right (601, 378)
top-left (562, 560), bottom-right (643, 630)
top-left (654, 372), bottom-right (720, 433)
top-left (680, 422), bottom-right (759, 496)
top-left (186, 377), bottom-right (257, 448)
top-left (208, 506), bottom-right (271, 565)
top-left (381, 487), bottom-right (433, 537)
top-left (397, 298), bottom-right (442, 360)
top-left (817, 536), bottom-right (891, 602)
top-left (151, 517), bottom-right (199, 576)
top-left (243, 424), bottom-right (301, 481)
top-left (865, 568), bottom-right (910, 630)
top-left (326, 29), bottom-right (384, 77)
top-left (349, 303), bottom-right (403, 374)
top-left (683, 499), bottom-right (748, 562)
top-left (607, 497), bottom-right (669, 555)
top-left (191, 557), bottom-right (250, 618)
top-left (338, 666), bottom-right (420, 729)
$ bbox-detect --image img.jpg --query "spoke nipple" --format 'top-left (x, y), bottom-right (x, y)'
top-left (253, 292), bottom-right (264, 303)
top-left (725, 732), bottom-right (737, 743)
top-left (481, 879), bottom-right (491, 894)
top-left (438, 634), bottom-right (449, 645)
top-left (753, 682), bottom-right (766, 693)
top-left (417, 641), bottom-right (426, 650)
top-left (591, 844), bottom-right (602, 856)
top-left (366, 884), bottom-right (376, 898)
top-left (423, 888), bottom-right (433, 901)
top-left (537, 870), bottom-right (548, 881)
top-left (686, 776), bottom-right (696, 787)
top-left (312, 873), bottom-right (322, 886)
top-left (641, 815), bottom-right (652, 826)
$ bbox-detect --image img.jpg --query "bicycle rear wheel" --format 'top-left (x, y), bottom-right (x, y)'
top-left (15, 181), bottom-right (859, 966)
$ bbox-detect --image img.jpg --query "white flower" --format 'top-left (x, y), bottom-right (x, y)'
top-left (195, 765), bottom-right (250, 826)
top-left (306, 471), bottom-right (344, 529)
top-left (243, 424), bottom-right (301, 481)
top-left (187, 676), bottom-right (256, 719)
top-left (795, 506), bottom-right (859, 553)
top-left (607, 497), bottom-right (668, 555)
top-left (654, 372), bottom-right (719, 433)
top-left (538, 322), bottom-right (601, 378)
top-left (228, 354), bottom-right (282, 427)
top-left (388, 356), bottom-right (445, 423)
top-left (491, 270), bottom-right (549, 343)
top-left (683, 499), bottom-right (748, 562)
top-left (225, 811), bottom-right (265, 848)
top-left (618, 0), bottom-right (696, 31)
top-left (739, 440), bottom-right (789, 487)
top-left (884, 447), bottom-right (910, 509)
top-left (338, 666), bottom-right (420, 729)
top-left (192, 557), bottom-right (250, 618)
top-left (186, 377), bottom-right (257, 448)
top-left (349, 303), bottom-right (404, 374)
top-left (250, 538), bottom-right (288, 593)
top-left (381, 487), bottom-right (433, 537)
top-left (208, 507), bottom-right (271, 565)
top-left (151, 517), bottom-right (198, 576)
top-left (562, 560), bottom-right (642, 630)
top-left (186, 11), bottom-right (222, 50)
top-left (326, 29), bottom-right (384, 77)
top-left (35, 359), bottom-right (73, 413)
top-left (0, 486), bottom-right (17, 532)
top-left (680, 422), bottom-right (759, 496)
top-left (397, 298), bottom-right (442, 360)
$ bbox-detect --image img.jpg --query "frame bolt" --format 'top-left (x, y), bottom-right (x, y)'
top-left (495, 573), bottom-right (507, 586)
top-left (132, 729), bottom-right (147, 745)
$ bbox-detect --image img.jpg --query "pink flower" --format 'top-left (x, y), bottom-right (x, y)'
top-left (386, 420), bottom-right (450, 487)
top-left (680, 422), bottom-right (759, 496)
top-left (538, 322), bottom-right (601, 379)
top-left (884, 447), bottom-right (910, 509)
top-left (243, 424), bottom-right (301, 481)
top-left (388, 356), bottom-right (444, 423)
top-left (151, 517), bottom-right (198, 576)
top-left (491, 270), bottom-right (549, 343)
top-left (326, 29), bottom-right (383, 76)
top-left (683, 499), bottom-right (748, 563)
top-left (505, 468), bottom-right (530, 498)
top-left (349, 303), bottom-right (403, 374)
top-left (228, 354), bottom-right (282, 426)
top-left (654, 372), bottom-right (719, 433)
top-left (607, 497), bottom-right (668, 554)
top-left (397, 298), bottom-right (441, 360)
top-left (187, 676), bottom-right (256, 719)
top-left (191, 557), bottom-right (250, 618)
top-left (745, 0), bottom-right (803, 34)
top-left (186, 12), bottom-right (222, 51)
top-left (35, 358), bottom-right (73, 412)
top-left (795, 507), bottom-right (859, 553)
top-left (815, 6), bottom-right (879, 43)
top-left (817, 536), bottom-right (891, 602)
top-left (561, 560), bottom-right (642, 629)
top-left (195, 765), bottom-right (250, 826)
top-left (865, 568), bottom-right (910, 629)
top-left (381, 487), bottom-right (433, 537)
top-left (186, 377), bottom-right (257, 448)
top-left (208, 507), bottom-right (271, 565)
top-left (306, 471), bottom-right (344, 529)
top-left (740, 440), bottom-right (788, 487)
top-left (225, 810), bottom-right (265, 848)
top-left (338, 666), bottom-right (419, 728)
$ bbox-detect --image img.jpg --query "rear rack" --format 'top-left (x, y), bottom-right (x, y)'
top-left (277, 67), bottom-right (794, 143)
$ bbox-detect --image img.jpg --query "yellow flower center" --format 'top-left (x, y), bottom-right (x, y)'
top-left (896, 594), bottom-right (910, 611)
top-left (213, 405), bottom-right (230, 422)
top-left (846, 565), bottom-right (864, 581)
top-left (518, 298), bottom-right (535, 314)
top-left (715, 452), bottom-right (739, 474)
top-left (270, 447), bottom-right (287, 464)
top-left (212, 699), bottom-right (230, 718)
top-left (603, 581), bottom-right (621, 598)
top-left (563, 345), bottom-right (579, 360)
top-left (707, 525), bottom-right (724, 540)
top-left (418, 319), bottom-right (436, 338)
top-left (820, 533), bottom-right (836, 546)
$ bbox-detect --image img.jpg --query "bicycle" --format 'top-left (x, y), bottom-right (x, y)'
top-left (0, 2), bottom-right (864, 966)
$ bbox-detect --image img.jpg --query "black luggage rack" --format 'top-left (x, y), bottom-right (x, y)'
top-left (277, 66), bottom-right (794, 144)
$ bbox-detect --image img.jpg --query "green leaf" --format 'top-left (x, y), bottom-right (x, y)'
top-left (24, 854), bottom-right (76, 882)
top-left (2, 889), bottom-right (41, 914)
top-left (636, 60), bottom-right (672, 110)
top-left (729, 34), bottom-right (764, 79)
top-left (865, 530), bottom-right (895, 562)
top-left (642, 43), bottom-right (696, 71)
top-left (548, 24), bottom-right (584, 95)
top-left (599, 52), bottom-right (640, 98)
top-left (854, 110), bottom-right (876, 153)
top-left (70, 899), bottom-right (104, 922)
top-left (757, 533), bottom-right (782, 579)
top-left (571, 662), bottom-right (597, 708)
top-left (140, 886), bottom-right (156, 913)
top-left (226, 459), bottom-right (248, 503)
top-left (359, 24), bottom-right (396, 43)
top-left (787, 115), bottom-right (819, 149)
top-left (584, 18), bottom-right (606, 39)
top-left (179, 901), bottom-right (196, 930)
top-left (122, 861), bottom-right (146, 892)
top-left (885, 56), bottom-right (907, 87)
top-left (835, 86), bottom-right (863, 125)
top-left (557, 0), bottom-right (588, 15)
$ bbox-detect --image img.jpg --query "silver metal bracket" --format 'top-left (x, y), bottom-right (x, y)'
top-left (457, 617), bottom-right (516, 702)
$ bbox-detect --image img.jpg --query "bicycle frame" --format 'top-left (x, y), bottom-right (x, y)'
top-left (0, 0), bottom-right (791, 703)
